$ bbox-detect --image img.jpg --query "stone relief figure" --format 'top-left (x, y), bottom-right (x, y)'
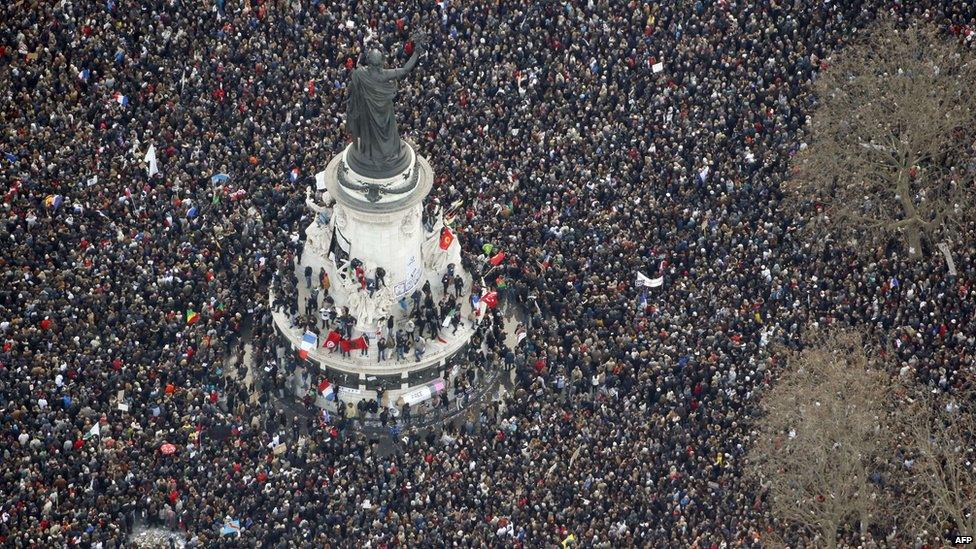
top-left (400, 204), bottom-right (421, 237)
top-left (422, 221), bottom-right (450, 273)
top-left (347, 284), bottom-right (394, 332)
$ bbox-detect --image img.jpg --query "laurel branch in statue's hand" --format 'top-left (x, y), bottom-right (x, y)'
top-left (411, 31), bottom-right (429, 53)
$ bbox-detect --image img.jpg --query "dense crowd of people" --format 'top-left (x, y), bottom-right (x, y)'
top-left (2, 0), bottom-right (975, 546)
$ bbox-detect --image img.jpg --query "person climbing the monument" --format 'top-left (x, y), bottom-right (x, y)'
top-left (319, 268), bottom-right (329, 291)
top-left (354, 261), bottom-right (366, 290)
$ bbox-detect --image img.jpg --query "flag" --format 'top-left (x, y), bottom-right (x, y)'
top-left (144, 144), bottom-right (158, 177)
top-left (652, 61), bottom-right (664, 73)
top-left (489, 252), bottom-right (506, 266)
top-left (481, 291), bottom-right (498, 309)
top-left (186, 309), bottom-right (200, 325)
top-left (561, 533), bottom-right (577, 547)
top-left (516, 331), bottom-right (527, 345)
top-left (84, 423), bottom-right (100, 440)
top-left (439, 227), bottom-right (454, 250)
top-left (482, 243), bottom-right (494, 255)
top-left (328, 227), bottom-right (351, 266)
top-left (113, 92), bottom-right (128, 106)
top-left (471, 294), bottom-right (481, 308)
top-left (339, 338), bottom-right (352, 353)
top-left (210, 173), bottom-right (230, 185)
top-left (639, 289), bottom-right (648, 310)
top-left (220, 519), bottom-right (241, 537)
top-left (44, 194), bottom-right (64, 209)
top-left (299, 331), bottom-right (317, 359)
top-left (290, 167), bottom-right (300, 183)
top-left (350, 336), bottom-right (368, 351)
top-left (4, 180), bottom-right (21, 201)
top-left (323, 330), bottom-right (342, 350)
top-left (318, 379), bottom-right (335, 401)
top-left (3, 151), bottom-right (17, 163)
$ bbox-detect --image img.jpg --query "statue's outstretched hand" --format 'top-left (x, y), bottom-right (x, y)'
top-left (411, 31), bottom-right (429, 54)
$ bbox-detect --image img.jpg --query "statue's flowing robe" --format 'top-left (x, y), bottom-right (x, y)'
top-left (347, 67), bottom-right (401, 164)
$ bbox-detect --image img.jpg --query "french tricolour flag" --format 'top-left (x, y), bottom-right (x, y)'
top-left (318, 379), bottom-right (335, 401)
top-left (298, 331), bottom-right (317, 359)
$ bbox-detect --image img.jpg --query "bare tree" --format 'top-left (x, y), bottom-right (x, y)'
top-left (789, 20), bottom-right (976, 258)
top-left (896, 384), bottom-right (976, 544)
top-left (747, 330), bottom-right (891, 548)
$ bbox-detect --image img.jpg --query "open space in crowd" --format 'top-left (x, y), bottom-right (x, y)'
top-left (1, 0), bottom-right (975, 547)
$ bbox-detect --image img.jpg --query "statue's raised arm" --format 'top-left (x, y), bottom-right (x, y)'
top-left (383, 32), bottom-right (427, 81)
top-left (346, 32), bottom-right (429, 179)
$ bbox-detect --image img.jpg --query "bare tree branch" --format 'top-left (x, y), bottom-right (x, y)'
top-left (747, 329), bottom-right (893, 547)
top-left (787, 20), bottom-right (976, 259)
top-left (893, 382), bottom-right (976, 544)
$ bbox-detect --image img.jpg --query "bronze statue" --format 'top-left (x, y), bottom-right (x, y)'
top-left (346, 32), bottom-right (428, 179)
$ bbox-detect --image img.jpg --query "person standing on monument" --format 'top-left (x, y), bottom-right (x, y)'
top-left (377, 336), bottom-right (388, 362)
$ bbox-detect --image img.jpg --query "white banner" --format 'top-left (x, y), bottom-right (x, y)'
top-left (636, 271), bottom-right (664, 288)
top-left (144, 144), bottom-right (159, 177)
top-left (401, 386), bottom-right (432, 406)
